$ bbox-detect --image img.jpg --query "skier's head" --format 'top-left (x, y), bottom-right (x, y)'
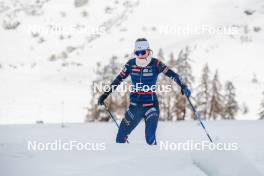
top-left (134, 38), bottom-right (151, 59)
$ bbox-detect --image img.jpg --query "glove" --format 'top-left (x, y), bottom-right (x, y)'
top-left (98, 92), bottom-right (109, 105)
top-left (181, 84), bottom-right (191, 97)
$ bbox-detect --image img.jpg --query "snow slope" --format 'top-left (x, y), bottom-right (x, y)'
top-left (0, 0), bottom-right (264, 123)
top-left (0, 121), bottom-right (264, 176)
top-left (0, 121), bottom-right (263, 176)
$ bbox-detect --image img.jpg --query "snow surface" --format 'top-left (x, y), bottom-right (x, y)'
top-left (0, 0), bottom-right (264, 123)
top-left (0, 121), bottom-right (263, 176)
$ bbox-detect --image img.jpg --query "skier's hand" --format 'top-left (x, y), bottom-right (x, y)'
top-left (98, 92), bottom-right (109, 106)
top-left (181, 84), bottom-right (191, 97)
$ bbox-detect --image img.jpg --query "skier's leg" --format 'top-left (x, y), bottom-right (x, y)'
top-left (144, 105), bottom-right (159, 145)
top-left (116, 105), bottom-right (142, 143)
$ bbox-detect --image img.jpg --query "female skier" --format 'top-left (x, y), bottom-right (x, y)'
top-left (98, 38), bottom-right (191, 145)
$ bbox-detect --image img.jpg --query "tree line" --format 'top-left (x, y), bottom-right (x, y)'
top-left (86, 46), bottom-right (261, 122)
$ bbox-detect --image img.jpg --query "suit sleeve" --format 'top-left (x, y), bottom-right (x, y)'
top-left (109, 61), bottom-right (131, 92)
top-left (156, 59), bottom-right (183, 87)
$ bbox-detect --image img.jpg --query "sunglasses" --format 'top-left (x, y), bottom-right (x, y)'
top-left (135, 50), bottom-right (147, 56)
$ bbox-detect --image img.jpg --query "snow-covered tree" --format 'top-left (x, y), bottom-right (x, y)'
top-left (223, 81), bottom-right (238, 119)
top-left (209, 70), bottom-right (224, 119)
top-left (174, 46), bottom-right (194, 120)
top-left (259, 92), bottom-right (264, 120)
top-left (175, 46), bottom-right (194, 87)
top-left (86, 62), bottom-right (108, 122)
top-left (196, 63), bottom-right (211, 119)
top-left (241, 103), bottom-right (249, 115)
top-left (75, 0), bottom-right (88, 8)
top-left (252, 73), bottom-right (258, 84)
top-left (86, 56), bottom-right (127, 121)
top-left (109, 56), bottom-right (130, 111)
top-left (158, 52), bottom-right (178, 121)
top-left (158, 48), bottom-right (165, 61)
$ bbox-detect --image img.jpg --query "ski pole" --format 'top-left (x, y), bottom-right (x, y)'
top-left (103, 103), bottom-right (129, 143)
top-left (186, 96), bottom-right (213, 143)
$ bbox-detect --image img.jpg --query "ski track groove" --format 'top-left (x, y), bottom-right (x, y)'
top-left (193, 160), bottom-right (210, 176)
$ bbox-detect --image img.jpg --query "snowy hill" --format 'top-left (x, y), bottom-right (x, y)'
top-left (0, 121), bottom-right (264, 176)
top-left (0, 0), bottom-right (264, 123)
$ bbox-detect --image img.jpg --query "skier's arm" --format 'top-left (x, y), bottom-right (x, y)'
top-left (156, 60), bottom-right (183, 86)
top-left (98, 62), bottom-right (130, 105)
top-left (157, 59), bottom-right (191, 97)
top-left (110, 62), bottom-right (130, 91)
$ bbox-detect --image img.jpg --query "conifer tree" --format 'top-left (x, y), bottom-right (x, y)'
top-left (86, 56), bottom-right (125, 121)
top-left (158, 48), bottom-right (165, 61)
top-left (259, 92), bottom-right (264, 120)
top-left (196, 63), bottom-right (211, 119)
top-left (174, 46), bottom-right (194, 120)
top-left (223, 81), bottom-right (238, 119)
top-left (209, 70), bottom-right (224, 119)
top-left (159, 52), bottom-right (178, 121)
